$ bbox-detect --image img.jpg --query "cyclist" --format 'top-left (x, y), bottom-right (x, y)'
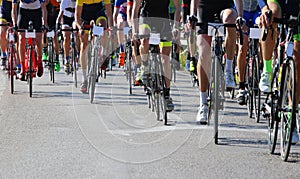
top-left (56, 0), bottom-right (78, 74)
top-left (169, 0), bottom-right (181, 70)
top-left (42, 0), bottom-right (60, 71)
top-left (236, 0), bottom-right (261, 105)
top-left (127, 0), bottom-right (143, 85)
top-left (0, 0), bottom-right (14, 70)
top-left (74, 0), bottom-right (113, 93)
top-left (12, 0), bottom-right (48, 80)
top-left (113, 0), bottom-right (127, 67)
top-left (259, 0), bottom-right (300, 143)
top-left (190, 0), bottom-right (244, 124)
top-left (132, 0), bottom-right (181, 111)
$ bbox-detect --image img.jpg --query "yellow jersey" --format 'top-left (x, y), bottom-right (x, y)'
top-left (76, 0), bottom-right (110, 6)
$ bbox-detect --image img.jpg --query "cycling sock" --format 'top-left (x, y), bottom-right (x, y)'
top-left (176, 53), bottom-right (179, 62)
top-left (200, 91), bottom-right (208, 105)
top-left (82, 70), bottom-right (87, 82)
top-left (225, 59), bottom-right (233, 72)
top-left (239, 81), bottom-right (245, 90)
top-left (263, 59), bottom-right (272, 73)
top-left (43, 47), bottom-right (47, 54)
top-left (55, 54), bottom-right (59, 62)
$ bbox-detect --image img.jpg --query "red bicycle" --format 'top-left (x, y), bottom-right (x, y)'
top-left (0, 22), bottom-right (18, 94)
top-left (17, 21), bottom-right (42, 97)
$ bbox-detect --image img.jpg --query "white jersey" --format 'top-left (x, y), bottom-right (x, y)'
top-left (14, 0), bottom-right (45, 10)
top-left (60, 0), bottom-right (75, 17)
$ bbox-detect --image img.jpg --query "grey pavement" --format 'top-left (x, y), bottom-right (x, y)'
top-left (0, 66), bottom-right (299, 178)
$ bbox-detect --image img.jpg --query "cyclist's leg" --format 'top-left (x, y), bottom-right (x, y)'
top-left (116, 13), bottom-right (126, 66)
top-left (0, 1), bottom-right (12, 69)
top-left (62, 24), bottom-right (71, 73)
top-left (236, 10), bottom-right (251, 105)
top-left (259, 1), bottom-right (281, 92)
top-left (197, 34), bottom-right (212, 123)
top-left (222, 8), bottom-right (238, 88)
top-left (139, 23), bottom-right (151, 83)
top-left (96, 16), bottom-right (109, 67)
top-left (0, 18), bottom-right (8, 69)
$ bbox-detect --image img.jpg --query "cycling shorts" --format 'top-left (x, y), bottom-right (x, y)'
top-left (244, 10), bottom-right (260, 27)
top-left (196, 1), bottom-right (235, 34)
top-left (81, 2), bottom-right (106, 28)
top-left (18, 7), bottom-right (43, 30)
top-left (47, 4), bottom-right (59, 29)
top-left (139, 17), bottom-right (172, 47)
top-left (63, 15), bottom-right (74, 27)
top-left (0, 0), bottom-right (12, 23)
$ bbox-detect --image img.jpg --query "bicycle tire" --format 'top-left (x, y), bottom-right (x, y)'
top-left (158, 60), bottom-right (168, 125)
top-left (252, 55), bottom-right (261, 122)
top-left (28, 47), bottom-right (33, 97)
top-left (49, 42), bottom-right (55, 83)
top-left (267, 92), bottom-right (279, 154)
top-left (214, 54), bottom-right (220, 144)
top-left (279, 58), bottom-right (296, 161)
top-left (89, 47), bottom-right (97, 103)
top-left (246, 59), bottom-right (253, 118)
top-left (72, 47), bottom-right (78, 88)
top-left (128, 54), bottom-right (133, 94)
top-left (9, 47), bottom-right (15, 94)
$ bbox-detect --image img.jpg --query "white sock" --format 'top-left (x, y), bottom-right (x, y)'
top-left (82, 70), bottom-right (87, 82)
top-left (225, 58), bottom-right (233, 72)
top-left (200, 91), bottom-right (208, 105)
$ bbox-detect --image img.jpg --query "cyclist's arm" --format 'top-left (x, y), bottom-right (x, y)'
top-left (41, 2), bottom-right (48, 27)
top-left (113, 3), bottom-right (120, 26)
top-left (173, 0), bottom-right (181, 26)
top-left (74, 3), bottom-right (83, 30)
top-left (190, 0), bottom-right (199, 16)
top-left (235, 0), bottom-right (244, 18)
top-left (11, 1), bottom-right (18, 27)
top-left (104, 3), bottom-right (113, 28)
top-left (56, 10), bottom-right (64, 24)
top-left (132, 0), bottom-right (141, 34)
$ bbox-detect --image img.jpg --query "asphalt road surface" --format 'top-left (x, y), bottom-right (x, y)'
top-left (0, 66), bottom-right (299, 178)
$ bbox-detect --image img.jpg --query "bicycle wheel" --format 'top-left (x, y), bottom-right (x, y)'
top-left (279, 58), bottom-right (296, 161)
top-left (89, 47), bottom-right (98, 103)
top-left (158, 60), bottom-right (167, 125)
top-left (8, 47), bottom-right (15, 94)
top-left (48, 42), bottom-right (55, 83)
top-left (246, 60), bottom-right (253, 118)
top-left (267, 91), bottom-right (279, 154)
top-left (214, 55), bottom-right (220, 144)
top-left (128, 54), bottom-right (133, 94)
top-left (252, 55), bottom-right (261, 122)
top-left (28, 47), bottom-right (33, 97)
top-left (72, 47), bottom-right (78, 88)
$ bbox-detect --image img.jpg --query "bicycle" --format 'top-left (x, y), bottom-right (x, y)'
top-left (17, 21), bottom-right (43, 97)
top-left (119, 27), bottom-right (135, 94)
top-left (45, 29), bottom-right (56, 83)
top-left (261, 14), bottom-right (299, 161)
top-left (247, 25), bottom-right (262, 123)
top-left (87, 24), bottom-right (104, 103)
top-left (199, 20), bottom-right (243, 144)
top-left (1, 22), bottom-right (17, 94)
top-left (59, 27), bottom-right (79, 88)
top-left (142, 32), bottom-right (168, 124)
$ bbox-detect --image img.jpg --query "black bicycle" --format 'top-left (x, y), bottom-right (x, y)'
top-left (261, 14), bottom-right (298, 161)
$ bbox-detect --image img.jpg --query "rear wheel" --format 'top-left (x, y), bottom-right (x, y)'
top-left (252, 56), bottom-right (261, 122)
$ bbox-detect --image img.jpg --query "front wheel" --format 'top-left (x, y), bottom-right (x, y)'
top-left (279, 58), bottom-right (296, 161)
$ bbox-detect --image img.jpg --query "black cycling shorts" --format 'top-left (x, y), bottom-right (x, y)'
top-left (18, 7), bottom-right (42, 30)
top-left (47, 4), bottom-right (60, 29)
top-left (0, 1), bottom-right (12, 23)
top-left (81, 2), bottom-right (106, 28)
top-left (63, 15), bottom-right (74, 27)
top-left (197, 0), bottom-right (235, 34)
